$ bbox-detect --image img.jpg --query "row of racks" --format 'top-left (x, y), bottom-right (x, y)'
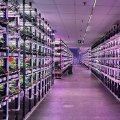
top-left (81, 23), bottom-right (120, 100)
top-left (54, 39), bottom-right (73, 79)
top-left (81, 49), bottom-right (91, 67)
top-left (0, 1), bottom-right (55, 120)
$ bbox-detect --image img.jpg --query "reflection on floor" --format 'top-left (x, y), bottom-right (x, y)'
top-left (28, 65), bottom-right (120, 120)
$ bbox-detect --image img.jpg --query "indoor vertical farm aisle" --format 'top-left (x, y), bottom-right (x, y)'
top-left (1, 0), bottom-right (120, 120)
top-left (28, 65), bottom-right (120, 120)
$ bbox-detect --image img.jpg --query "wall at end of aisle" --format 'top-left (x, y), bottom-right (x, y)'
top-left (69, 48), bottom-right (80, 65)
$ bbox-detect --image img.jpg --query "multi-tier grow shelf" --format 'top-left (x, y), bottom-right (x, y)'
top-left (54, 39), bottom-right (73, 79)
top-left (0, 0), bottom-right (20, 119)
top-left (81, 49), bottom-right (91, 68)
top-left (81, 23), bottom-right (120, 100)
top-left (0, 1), bottom-right (55, 120)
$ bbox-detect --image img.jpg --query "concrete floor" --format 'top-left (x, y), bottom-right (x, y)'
top-left (28, 65), bottom-right (120, 120)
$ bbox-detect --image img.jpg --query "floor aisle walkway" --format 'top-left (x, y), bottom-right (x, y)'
top-left (28, 65), bottom-right (120, 120)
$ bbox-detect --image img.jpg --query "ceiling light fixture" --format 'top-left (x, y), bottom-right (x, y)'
top-left (86, 26), bottom-right (91, 32)
top-left (93, 0), bottom-right (97, 8)
top-left (82, 0), bottom-right (97, 42)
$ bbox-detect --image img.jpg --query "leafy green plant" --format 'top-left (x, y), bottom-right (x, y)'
top-left (20, 76), bottom-right (31, 89)
top-left (25, 76), bottom-right (31, 87)
top-left (0, 38), bottom-right (5, 47)
top-left (20, 76), bottom-right (23, 89)
top-left (0, 85), bottom-right (5, 100)
top-left (8, 21), bottom-right (16, 30)
top-left (0, 58), bottom-right (5, 74)
top-left (9, 59), bottom-right (17, 72)
top-left (25, 13), bottom-right (32, 22)
top-left (9, 81), bottom-right (19, 95)
top-left (9, 42), bottom-right (16, 51)
top-left (26, 62), bottom-right (30, 69)
top-left (20, 42), bottom-right (31, 53)
top-left (20, 43), bottom-right (24, 50)
top-left (0, 66), bottom-right (4, 74)
top-left (20, 60), bottom-right (23, 70)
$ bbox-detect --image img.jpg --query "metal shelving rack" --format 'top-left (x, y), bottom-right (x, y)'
top-left (81, 49), bottom-right (91, 68)
top-left (19, 1), bottom-right (55, 119)
top-left (0, 1), bottom-right (55, 120)
top-left (81, 23), bottom-right (120, 100)
top-left (54, 39), bottom-right (73, 79)
top-left (0, 0), bottom-right (20, 119)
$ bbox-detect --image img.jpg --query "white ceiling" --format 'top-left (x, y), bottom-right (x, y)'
top-left (29, 0), bottom-right (120, 48)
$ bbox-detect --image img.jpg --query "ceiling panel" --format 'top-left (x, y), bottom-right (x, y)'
top-left (59, 13), bottom-right (75, 20)
top-left (94, 6), bottom-right (112, 15)
top-left (57, 5), bottom-right (74, 14)
top-left (85, 34), bottom-right (99, 45)
top-left (102, 15), bottom-right (120, 25)
top-left (34, 4), bottom-right (57, 13)
top-left (96, 0), bottom-right (115, 6)
top-left (91, 15), bottom-right (106, 21)
top-left (76, 14), bottom-right (89, 20)
top-left (76, 6), bottom-right (92, 15)
top-left (34, 0), bottom-right (54, 4)
top-left (76, 20), bottom-right (88, 28)
top-left (108, 6), bottom-right (120, 15)
top-left (54, 0), bottom-right (74, 5)
top-left (37, 12), bottom-right (60, 27)
top-left (75, 0), bottom-right (94, 6)
top-left (114, 0), bottom-right (120, 6)
top-left (64, 28), bottom-right (76, 35)
top-left (80, 47), bottom-right (91, 54)
top-left (62, 19), bottom-right (75, 24)
top-left (65, 40), bottom-right (78, 45)
top-left (40, 12), bottom-right (59, 19)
